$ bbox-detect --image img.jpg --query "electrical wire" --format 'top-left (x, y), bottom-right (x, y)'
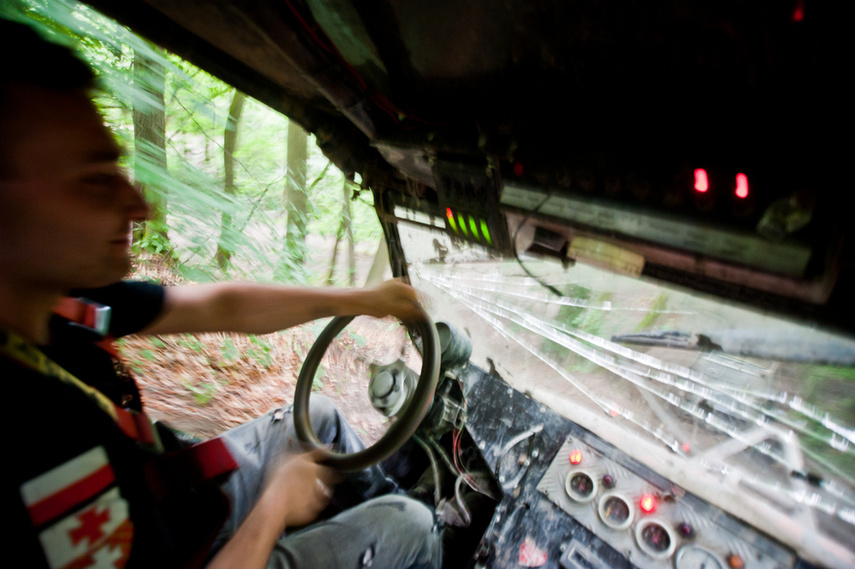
top-left (413, 434), bottom-right (442, 507)
top-left (454, 475), bottom-right (472, 526)
top-left (511, 193), bottom-right (566, 297)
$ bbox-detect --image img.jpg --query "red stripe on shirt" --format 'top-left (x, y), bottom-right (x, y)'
top-left (26, 464), bottom-right (116, 527)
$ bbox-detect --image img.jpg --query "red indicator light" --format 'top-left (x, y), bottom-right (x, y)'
top-left (693, 169), bottom-right (709, 193)
top-left (735, 173), bottom-right (749, 199)
top-left (569, 450), bottom-right (583, 465)
top-left (446, 207), bottom-right (453, 219)
top-left (640, 495), bottom-right (656, 513)
top-left (793, 0), bottom-right (805, 22)
top-left (513, 161), bottom-right (525, 176)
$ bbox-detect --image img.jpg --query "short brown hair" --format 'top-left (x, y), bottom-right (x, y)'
top-left (0, 18), bottom-right (96, 177)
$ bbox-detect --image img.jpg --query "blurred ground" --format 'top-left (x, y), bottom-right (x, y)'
top-left (119, 248), bottom-right (411, 445)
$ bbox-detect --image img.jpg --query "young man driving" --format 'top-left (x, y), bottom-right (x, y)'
top-left (0, 18), bottom-right (441, 569)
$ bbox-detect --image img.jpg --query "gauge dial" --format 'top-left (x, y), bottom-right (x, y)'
top-left (565, 470), bottom-right (598, 503)
top-left (635, 519), bottom-right (676, 559)
top-left (674, 545), bottom-right (724, 569)
top-left (598, 492), bottom-right (634, 529)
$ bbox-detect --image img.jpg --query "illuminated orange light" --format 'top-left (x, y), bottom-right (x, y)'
top-left (569, 449), bottom-right (583, 465)
top-left (640, 495), bottom-right (656, 513)
top-left (735, 173), bottom-right (749, 199)
top-left (694, 168), bottom-right (709, 193)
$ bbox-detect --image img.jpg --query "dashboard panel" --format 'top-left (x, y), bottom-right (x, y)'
top-left (461, 364), bottom-right (807, 569)
top-left (538, 438), bottom-right (793, 569)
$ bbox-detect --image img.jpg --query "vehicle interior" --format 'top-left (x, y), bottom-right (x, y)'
top-left (69, 1), bottom-right (855, 568)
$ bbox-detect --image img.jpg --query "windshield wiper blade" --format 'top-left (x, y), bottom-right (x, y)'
top-left (610, 331), bottom-right (717, 350)
top-left (613, 329), bottom-right (855, 365)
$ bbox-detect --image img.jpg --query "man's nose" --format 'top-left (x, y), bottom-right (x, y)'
top-left (121, 178), bottom-right (150, 221)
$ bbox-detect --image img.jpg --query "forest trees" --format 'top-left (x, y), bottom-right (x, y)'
top-left (132, 47), bottom-right (169, 254)
top-left (3, 0), bottom-right (383, 286)
top-left (282, 121), bottom-right (309, 277)
top-left (215, 90), bottom-right (246, 270)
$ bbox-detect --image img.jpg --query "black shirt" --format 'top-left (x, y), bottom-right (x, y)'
top-left (3, 281), bottom-right (222, 569)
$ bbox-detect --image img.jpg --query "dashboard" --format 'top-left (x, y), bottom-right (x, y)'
top-left (461, 364), bottom-right (814, 569)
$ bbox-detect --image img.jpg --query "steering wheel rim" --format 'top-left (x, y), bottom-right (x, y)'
top-left (293, 312), bottom-right (440, 472)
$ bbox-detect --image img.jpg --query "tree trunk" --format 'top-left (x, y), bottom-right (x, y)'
top-left (282, 121), bottom-right (309, 275)
top-left (132, 47), bottom-right (168, 253)
top-left (215, 90), bottom-right (246, 270)
top-left (325, 180), bottom-right (356, 285)
top-left (344, 180), bottom-right (356, 286)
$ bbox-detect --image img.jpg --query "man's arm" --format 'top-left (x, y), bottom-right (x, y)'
top-left (142, 279), bottom-right (423, 335)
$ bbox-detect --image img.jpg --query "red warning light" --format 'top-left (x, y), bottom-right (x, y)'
top-left (569, 449), bottom-right (583, 465)
top-left (693, 169), bottom-right (709, 193)
top-left (793, 0), bottom-right (805, 22)
top-left (640, 495), bottom-right (656, 513)
top-left (735, 173), bottom-right (749, 199)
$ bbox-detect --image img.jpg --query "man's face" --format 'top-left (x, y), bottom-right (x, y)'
top-left (0, 84), bottom-right (148, 292)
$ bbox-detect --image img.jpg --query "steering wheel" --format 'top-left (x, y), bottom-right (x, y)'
top-left (293, 312), bottom-right (440, 471)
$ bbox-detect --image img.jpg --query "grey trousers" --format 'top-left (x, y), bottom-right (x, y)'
top-left (212, 396), bottom-right (443, 569)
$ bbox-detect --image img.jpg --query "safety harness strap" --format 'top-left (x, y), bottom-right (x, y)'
top-left (146, 437), bottom-right (238, 500)
top-left (0, 324), bottom-right (161, 449)
top-left (2, 298), bottom-right (239, 493)
top-left (51, 297), bottom-right (238, 494)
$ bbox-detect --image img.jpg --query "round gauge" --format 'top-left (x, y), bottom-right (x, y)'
top-left (635, 518), bottom-right (676, 559)
top-left (597, 492), bottom-right (634, 529)
top-left (565, 470), bottom-right (598, 503)
top-left (674, 545), bottom-right (724, 569)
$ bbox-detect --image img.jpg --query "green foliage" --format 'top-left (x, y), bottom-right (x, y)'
top-left (183, 380), bottom-right (218, 406)
top-left (8, 0), bottom-right (385, 285)
top-left (795, 364), bottom-right (855, 474)
top-left (313, 366), bottom-right (326, 392)
top-left (634, 293), bottom-right (670, 332)
top-left (134, 218), bottom-right (173, 257)
top-left (177, 334), bottom-right (205, 353)
top-left (349, 332), bottom-right (368, 349)
top-left (247, 336), bottom-right (274, 369)
top-left (221, 337), bottom-right (240, 363)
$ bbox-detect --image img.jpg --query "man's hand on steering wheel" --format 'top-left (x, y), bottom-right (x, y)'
top-left (349, 280), bottom-right (424, 323)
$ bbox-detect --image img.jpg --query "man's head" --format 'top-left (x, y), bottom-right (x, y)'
top-left (0, 19), bottom-right (148, 293)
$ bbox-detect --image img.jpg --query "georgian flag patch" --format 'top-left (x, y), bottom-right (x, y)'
top-left (20, 446), bottom-right (133, 568)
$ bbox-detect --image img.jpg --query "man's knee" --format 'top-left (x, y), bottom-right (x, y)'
top-left (363, 494), bottom-right (439, 545)
top-left (307, 394), bottom-right (339, 437)
top-left (361, 495), bottom-right (441, 560)
top-left (368, 494), bottom-right (436, 529)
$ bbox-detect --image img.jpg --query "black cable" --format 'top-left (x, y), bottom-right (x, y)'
top-left (511, 193), bottom-right (566, 298)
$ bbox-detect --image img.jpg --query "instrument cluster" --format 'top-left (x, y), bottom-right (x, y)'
top-left (537, 437), bottom-right (794, 569)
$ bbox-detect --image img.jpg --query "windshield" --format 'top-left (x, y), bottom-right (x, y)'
top-left (398, 221), bottom-right (855, 550)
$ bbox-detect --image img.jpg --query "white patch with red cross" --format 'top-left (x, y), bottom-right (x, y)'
top-left (20, 446), bottom-right (133, 568)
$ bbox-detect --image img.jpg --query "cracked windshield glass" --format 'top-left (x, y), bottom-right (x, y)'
top-left (399, 222), bottom-right (855, 547)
